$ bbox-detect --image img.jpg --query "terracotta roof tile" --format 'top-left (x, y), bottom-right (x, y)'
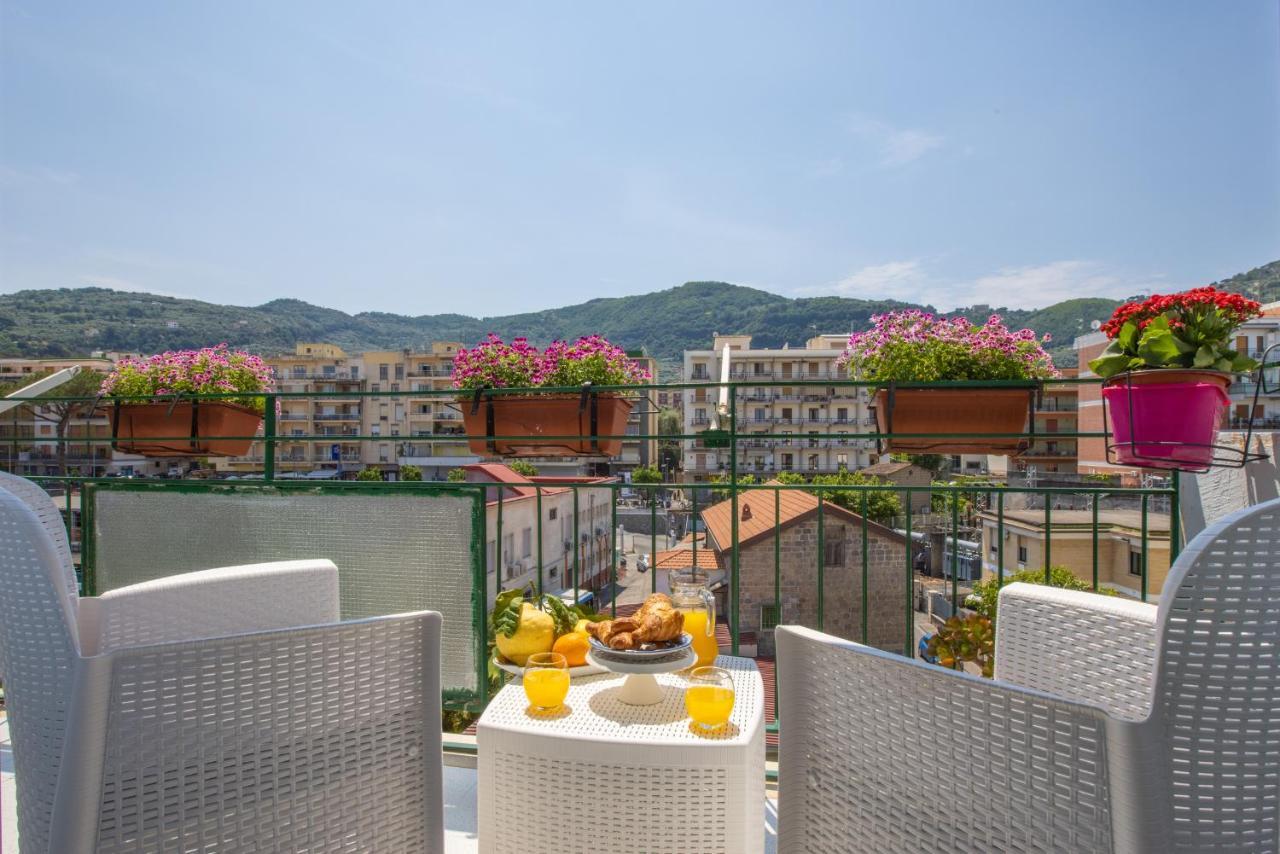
top-left (700, 482), bottom-right (905, 552)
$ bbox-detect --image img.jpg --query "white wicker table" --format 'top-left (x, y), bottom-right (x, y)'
top-left (477, 655), bottom-right (765, 854)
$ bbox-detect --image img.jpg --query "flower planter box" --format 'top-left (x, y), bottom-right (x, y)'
top-left (460, 394), bottom-right (633, 457)
top-left (1102, 370), bottom-right (1231, 471)
top-left (872, 387), bottom-right (1034, 455)
top-left (111, 401), bottom-right (263, 457)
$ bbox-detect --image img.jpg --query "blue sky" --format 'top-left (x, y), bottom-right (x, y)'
top-left (2, 2), bottom-right (1277, 315)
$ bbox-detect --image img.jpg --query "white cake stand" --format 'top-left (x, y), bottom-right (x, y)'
top-left (585, 644), bottom-right (697, 706)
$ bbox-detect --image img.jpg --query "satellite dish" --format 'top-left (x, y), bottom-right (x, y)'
top-left (1090, 320), bottom-right (1102, 331)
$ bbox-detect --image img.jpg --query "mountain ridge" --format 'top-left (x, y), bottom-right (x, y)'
top-left (2, 261), bottom-right (1276, 370)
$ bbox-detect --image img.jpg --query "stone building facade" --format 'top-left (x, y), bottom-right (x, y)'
top-left (701, 488), bottom-right (909, 655)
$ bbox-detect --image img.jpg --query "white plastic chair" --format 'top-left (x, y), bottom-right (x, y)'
top-left (776, 497), bottom-right (1280, 853)
top-left (0, 486), bottom-right (445, 853)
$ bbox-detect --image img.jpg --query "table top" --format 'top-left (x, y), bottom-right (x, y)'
top-left (477, 655), bottom-right (764, 747)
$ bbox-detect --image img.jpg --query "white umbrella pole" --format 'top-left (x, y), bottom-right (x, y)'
top-left (0, 366), bottom-right (84, 415)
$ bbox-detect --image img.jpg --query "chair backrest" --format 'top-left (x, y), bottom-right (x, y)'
top-left (1151, 497), bottom-right (1280, 852)
top-left (0, 471), bottom-right (80, 626)
top-left (86, 481), bottom-right (487, 696)
top-left (0, 489), bottom-right (81, 853)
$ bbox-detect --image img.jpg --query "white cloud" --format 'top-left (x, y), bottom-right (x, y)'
top-left (814, 259), bottom-right (1144, 310)
top-left (847, 117), bottom-right (944, 167)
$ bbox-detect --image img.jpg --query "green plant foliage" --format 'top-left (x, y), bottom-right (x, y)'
top-left (927, 614), bottom-right (995, 678)
top-left (506, 459), bottom-right (538, 477)
top-left (966, 565), bottom-right (1117, 622)
top-left (630, 465), bottom-right (662, 484)
top-left (446, 468), bottom-right (466, 482)
top-left (355, 466), bottom-right (383, 481)
top-left (399, 464), bottom-right (422, 481)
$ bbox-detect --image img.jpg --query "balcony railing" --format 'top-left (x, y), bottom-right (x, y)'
top-left (1, 375), bottom-right (1186, 854)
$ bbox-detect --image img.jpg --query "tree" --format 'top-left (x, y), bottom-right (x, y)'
top-left (966, 565), bottom-right (1116, 624)
top-left (5, 369), bottom-right (108, 476)
top-left (507, 459), bottom-right (538, 478)
top-left (808, 468), bottom-right (901, 524)
top-left (894, 453), bottom-right (947, 476)
top-left (356, 466), bottom-right (383, 481)
top-left (709, 472), bottom-right (756, 503)
top-left (446, 468), bottom-right (466, 482)
top-left (657, 407), bottom-right (682, 473)
top-left (399, 464), bottom-right (422, 482)
top-left (631, 465), bottom-right (661, 484)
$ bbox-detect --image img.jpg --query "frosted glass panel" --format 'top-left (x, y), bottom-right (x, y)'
top-left (91, 487), bottom-right (480, 693)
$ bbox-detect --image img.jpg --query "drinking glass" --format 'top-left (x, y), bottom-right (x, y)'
top-left (523, 652), bottom-right (570, 712)
top-left (684, 666), bottom-right (735, 731)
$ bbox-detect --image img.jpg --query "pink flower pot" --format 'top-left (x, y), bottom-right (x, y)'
top-left (1102, 370), bottom-right (1231, 470)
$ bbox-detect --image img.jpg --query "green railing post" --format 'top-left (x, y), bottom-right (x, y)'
top-left (1044, 500), bottom-right (1052, 582)
top-left (263, 393), bottom-right (276, 482)
top-left (1141, 494), bottom-right (1149, 603)
top-left (860, 491), bottom-right (869, 644)
top-left (535, 485), bottom-right (544, 596)
top-left (904, 491), bottom-right (913, 657)
top-left (1092, 496), bottom-right (1100, 591)
top-left (729, 389), bottom-right (740, 656)
top-left (950, 491), bottom-right (960, 610)
top-left (609, 490), bottom-right (617, 616)
top-left (496, 487), bottom-right (504, 589)
top-left (650, 486), bottom-right (658, 595)
top-left (1169, 470), bottom-right (1182, 562)
top-left (816, 499), bottom-right (825, 631)
top-left (996, 491), bottom-right (1004, 585)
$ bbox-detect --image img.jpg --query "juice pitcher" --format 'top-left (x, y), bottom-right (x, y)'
top-left (671, 570), bottom-right (718, 666)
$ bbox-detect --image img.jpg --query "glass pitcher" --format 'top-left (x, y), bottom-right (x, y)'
top-left (671, 570), bottom-right (718, 667)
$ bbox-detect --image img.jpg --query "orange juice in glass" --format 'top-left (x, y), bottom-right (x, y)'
top-left (523, 652), bottom-right (569, 712)
top-left (685, 666), bottom-right (735, 731)
top-left (671, 570), bottom-right (718, 667)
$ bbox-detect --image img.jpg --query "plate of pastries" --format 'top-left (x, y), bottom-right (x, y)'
top-left (586, 593), bottom-right (692, 659)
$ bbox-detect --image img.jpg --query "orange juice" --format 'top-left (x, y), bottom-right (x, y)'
top-left (685, 684), bottom-right (734, 729)
top-left (523, 668), bottom-right (570, 710)
top-left (680, 608), bottom-right (719, 667)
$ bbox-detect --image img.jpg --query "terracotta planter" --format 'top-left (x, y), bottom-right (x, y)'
top-left (872, 387), bottom-right (1034, 455)
top-left (459, 394), bottom-right (633, 457)
top-left (1102, 369), bottom-right (1231, 471)
top-left (112, 401), bottom-right (263, 457)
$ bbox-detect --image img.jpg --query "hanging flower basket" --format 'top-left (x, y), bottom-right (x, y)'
top-left (111, 400), bottom-right (264, 457)
top-left (453, 334), bottom-right (649, 458)
top-left (1090, 287), bottom-right (1264, 472)
top-left (1102, 370), bottom-right (1231, 470)
top-left (872, 385), bottom-right (1035, 454)
top-left (100, 344), bottom-right (275, 459)
top-left (460, 392), bottom-right (633, 456)
top-left (840, 311), bottom-right (1057, 456)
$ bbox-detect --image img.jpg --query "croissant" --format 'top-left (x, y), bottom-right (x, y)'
top-left (588, 594), bottom-right (685, 650)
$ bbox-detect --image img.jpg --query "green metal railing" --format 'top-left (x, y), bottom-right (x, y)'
top-left (3, 377), bottom-right (1180, 735)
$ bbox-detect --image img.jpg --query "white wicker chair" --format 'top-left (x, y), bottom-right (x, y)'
top-left (0, 487), bottom-right (445, 853)
top-left (776, 497), bottom-right (1280, 854)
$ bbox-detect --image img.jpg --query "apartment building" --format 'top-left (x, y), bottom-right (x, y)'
top-left (681, 334), bottom-right (874, 482)
top-left (0, 356), bottom-right (167, 477)
top-left (1226, 301), bottom-right (1280, 429)
top-left (217, 342), bottom-right (479, 478)
top-left (616, 351), bottom-right (659, 475)
top-left (1014, 369), bottom-right (1080, 475)
top-left (458, 463), bottom-right (616, 607)
top-left (977, 507), bottom-right (1171, 599)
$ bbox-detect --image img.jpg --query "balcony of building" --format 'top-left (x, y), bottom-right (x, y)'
top-left (3, 380), bottom-right (1277, 853)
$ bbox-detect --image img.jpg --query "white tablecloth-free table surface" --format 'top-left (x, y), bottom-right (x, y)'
top-left (477, 655), bottom-right (765, 854)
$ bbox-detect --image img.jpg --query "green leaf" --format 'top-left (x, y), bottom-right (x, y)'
top-left (1231, 351), bottom-right (1260, 372)
top-left (1089, 352), bottom-right (1136, 378)
top-left (540, 594), bottom-right (578, 636)
top-left (1214, 357), bottom-right (1233, 372)
top-left (491, 588), bottom-right (525, 638)
top-left (1116, 320), bottom-right (1140, 352)
top-left (1137, 329), bottom-right (1183, 365)
top-left (1194, 345), bottom-right (1217, 368)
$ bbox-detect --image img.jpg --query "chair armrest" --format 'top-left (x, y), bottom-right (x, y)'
top-left (55, 611), bottom-right (444, 854)
top-left (776, 625), bottom-right (1115, 853)
top-left (77, 559), bottom-right (339, 655)
top-left (995, 582), bottom-right (1157, 721)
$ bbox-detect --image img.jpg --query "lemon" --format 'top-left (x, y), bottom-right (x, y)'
top-left (574, 618), bottom-right (591, 633)
top-left (495, 603), bottom-right (555, 666)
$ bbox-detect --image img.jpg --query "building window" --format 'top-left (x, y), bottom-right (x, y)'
top-left (1129, 551), bottom-right (1143, 576)
top-left (836, 453), bottom-right (847, 467)
top-left (824, 539), bottom-right (845, 566)
top-left (487, 540), bottom-right (495, 573)
top-left (521, 528), bottom-right (532, 559)
top-left (781, 454), bottom-right (793, 469)
top-left (379, 364), bottom-right (389, 381)
top-left (395, 364), bottom-right (404, 380)
top-left (760, 603), bottom-right (779, 630)
top-left (1017, 545), bottom-right (1028, 564)
top-left (808, 454), bottom-right (819, 470)
top-left (549, 508), bottom-right (557, 521)
top-left (754, 409), bottom-right (765, 422)
top-left (989, 533), bottom-right (998, 556)
top-left (836, 407), bottom-right (848, 422)
top-left (349, 366), bottom-right (359, 379)
top-left (371, 383), bottom-right (380, 392)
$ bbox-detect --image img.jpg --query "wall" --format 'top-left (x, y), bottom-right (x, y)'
top-left (734, 517), bottom-right (908, 655)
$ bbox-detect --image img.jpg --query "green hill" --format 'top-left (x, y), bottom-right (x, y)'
top-left (2, 261), bottom-right (1274, 371)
